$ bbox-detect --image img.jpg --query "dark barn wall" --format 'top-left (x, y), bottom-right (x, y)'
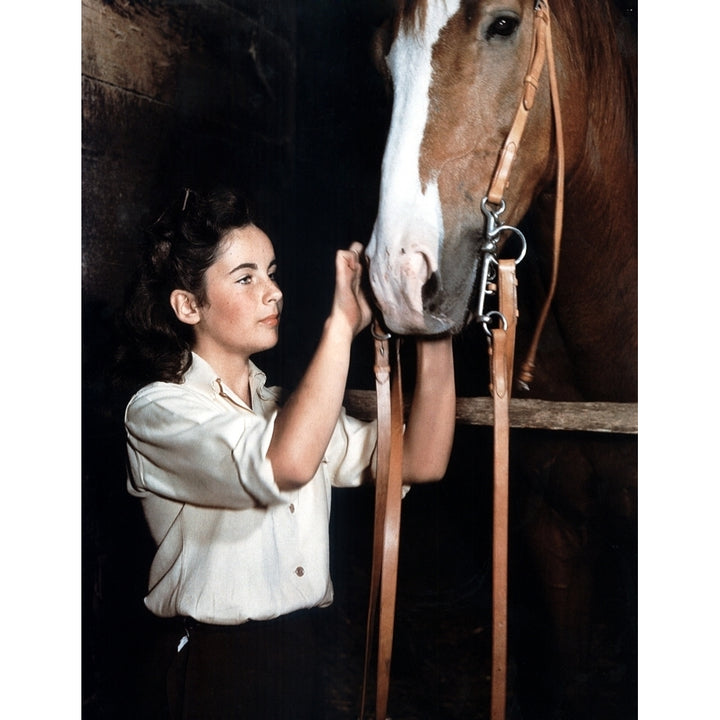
top-left (82, 0), bottom-right (297, 311)
top-left (82, 1), bottom-right (298, 716)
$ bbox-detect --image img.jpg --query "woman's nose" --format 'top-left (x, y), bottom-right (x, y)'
top-left (265, 280), bottom-right (282, 304)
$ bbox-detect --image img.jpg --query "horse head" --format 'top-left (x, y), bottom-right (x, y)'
top-left (365, 0), bottom-right (632, 338)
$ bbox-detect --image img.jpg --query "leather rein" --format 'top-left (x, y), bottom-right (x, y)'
top-left (361, 2), bottom-right (564, 718)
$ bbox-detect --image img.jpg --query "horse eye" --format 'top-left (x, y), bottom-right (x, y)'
top-left (486, 16), bottom-right (519, 39)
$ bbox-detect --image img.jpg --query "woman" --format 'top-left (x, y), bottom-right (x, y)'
top-left (120, 186), bottom-right (455, 719)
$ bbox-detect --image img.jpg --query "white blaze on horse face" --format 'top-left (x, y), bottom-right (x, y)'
top-left (367, 0), bottom-right (461, 334)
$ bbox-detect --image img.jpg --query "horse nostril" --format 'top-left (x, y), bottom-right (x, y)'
top-left (422, 271), bottom-right (440, 312)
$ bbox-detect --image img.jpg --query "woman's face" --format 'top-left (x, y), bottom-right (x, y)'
top-left (192, 224), bottom-right (283, 362)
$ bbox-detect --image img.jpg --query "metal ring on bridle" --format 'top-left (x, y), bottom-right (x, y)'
top-left (480, 310), bottom-right (508, 337)
top-left (480, 197), bottom-right (528, 265)
top-left (482, 197), bottom-right (506, 216)
top-left (491, 225), bottom-right (527, 264)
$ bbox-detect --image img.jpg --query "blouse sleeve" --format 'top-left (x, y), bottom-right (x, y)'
top-left (125, 382), bottom-right (286, 510)
top-left (323, 407), bottom-right (378, 488)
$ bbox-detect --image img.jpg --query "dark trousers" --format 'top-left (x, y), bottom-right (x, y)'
top-left (166, 609), bottom-right (325, 720)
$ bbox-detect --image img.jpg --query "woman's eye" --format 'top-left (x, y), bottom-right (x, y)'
top-left (236, 275), bottom-right (252, 285)
top-left (486, 15), bottom-right (519, 39)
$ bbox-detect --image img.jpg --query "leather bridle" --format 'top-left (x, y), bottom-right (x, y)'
top-left (361, 2), bottom-right (564, 718)
top-left (484, 0), bottom-right (565, 390)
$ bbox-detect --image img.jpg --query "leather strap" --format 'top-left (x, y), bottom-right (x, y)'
top-left (489, 261), bottom-right (518, 720)
top-left (516, 0), bottom-right (565, 388)
top-left (485, 0), bottom-right (565, 390)
top-left (376, 339), bottom-right (404, 719)
top-left (360, 326), bottom-right (391, 719)
top-left (487, 2), bottom-right (550, 205)
top-left (361, 326), bottom-right (404, 720)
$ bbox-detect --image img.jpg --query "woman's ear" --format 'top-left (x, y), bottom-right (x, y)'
top-left (170, 289), bottom-right (201, 325)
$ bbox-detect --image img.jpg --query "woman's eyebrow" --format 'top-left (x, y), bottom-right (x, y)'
top-left (228, 259), bottom-right (277, 275)
top-left (228, 262), bottom-right (257, 275)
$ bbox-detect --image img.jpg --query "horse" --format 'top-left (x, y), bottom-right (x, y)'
top-left (364, 1), bottom-right (637, 717)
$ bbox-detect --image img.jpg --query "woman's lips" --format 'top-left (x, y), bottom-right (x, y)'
top-left (259, 314), bottom-right (279, 327)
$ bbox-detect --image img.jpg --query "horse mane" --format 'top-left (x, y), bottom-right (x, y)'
top-left (552, 0), bottom-right (637, 154)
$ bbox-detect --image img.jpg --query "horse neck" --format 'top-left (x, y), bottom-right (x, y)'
top-left (530, 92), bottom-right (637, 401)
top-left (563, 121), bottom-right (637, 277)
top-left (547, 0), bottom-right (637, 253)
top-left (524, 2), bottom-right (638, 401)
top-left (560, 147), bottom-right (637, 318)
top-left (562, 11), bottom-right (637, 323)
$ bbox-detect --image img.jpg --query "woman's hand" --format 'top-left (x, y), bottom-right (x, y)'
top-left (329, 242), bottom-right (373, 339)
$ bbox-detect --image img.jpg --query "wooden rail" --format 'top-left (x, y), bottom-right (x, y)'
top-left (344, 390), bottom-right (638, 435)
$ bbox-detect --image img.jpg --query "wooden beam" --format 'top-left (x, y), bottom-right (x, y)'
top-left (344, 390), bottom-right (638, 435)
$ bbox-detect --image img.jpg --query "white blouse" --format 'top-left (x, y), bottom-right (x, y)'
top-left (125, 353), bottom-right (377, 624)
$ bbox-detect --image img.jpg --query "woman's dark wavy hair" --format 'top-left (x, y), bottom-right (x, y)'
top-left (115, 186), bottom-right (254, 391)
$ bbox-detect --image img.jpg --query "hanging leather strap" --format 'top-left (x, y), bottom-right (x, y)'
top-left (360, 326), bottom-right (391, 719)
top-left (489, 260), bottom-right (518, 720)
top-left (515, 0), bottom-right (565, 388)
top-left (361, 325), bottom-right (404, 720)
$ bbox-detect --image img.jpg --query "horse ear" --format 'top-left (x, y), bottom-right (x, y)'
top-left (170, 289), bottom-right (201, 325)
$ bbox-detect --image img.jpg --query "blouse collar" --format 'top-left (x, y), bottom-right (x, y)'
top-left (184, 352), bottom-right (272, 410)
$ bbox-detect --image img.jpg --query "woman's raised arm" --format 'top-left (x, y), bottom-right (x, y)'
top-left (266, 242), bottom-right (372, 489)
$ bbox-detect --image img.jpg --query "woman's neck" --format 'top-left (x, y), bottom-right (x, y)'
top-left (193, 348), bottom-right (252, 405)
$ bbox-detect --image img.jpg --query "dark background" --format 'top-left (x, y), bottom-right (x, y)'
top-left (81, 2), bottom-right (638, 718)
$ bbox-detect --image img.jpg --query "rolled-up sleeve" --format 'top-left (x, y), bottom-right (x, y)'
top-left (125, 383), bottom-right (285, 509)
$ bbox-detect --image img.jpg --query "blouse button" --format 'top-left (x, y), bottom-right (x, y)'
top-left (295, 566), bottom-right (305, 577)
top-left (289, 503), bottom-right (295, 513)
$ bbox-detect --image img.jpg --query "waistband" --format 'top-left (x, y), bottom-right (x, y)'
top-left (182, 606), bottom-right (324, 633)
